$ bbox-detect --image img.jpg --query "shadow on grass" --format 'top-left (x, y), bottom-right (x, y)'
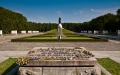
top-left (2, 63), bottom-right (18, 75)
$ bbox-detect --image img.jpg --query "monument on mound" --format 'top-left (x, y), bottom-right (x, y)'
top-left (56, 17), bottom-right (65, 39)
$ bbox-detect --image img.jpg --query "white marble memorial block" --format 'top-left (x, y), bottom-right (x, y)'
top-left (0, 30), bottom-right (2, 35)
top-left (36, 31), bottom-right (39, 33)
top-left (94, 30), bottom-right (98, 34)
top-left (88, 30), bottom-right (92, 33)
top-left (33, 31), bottom-right (36, 33)
top-left (33, 31), bottom-right (39, 33)
top-left (103, 30), bottom-right (108, 34)
top-left (81, 31), bottom-right (84, 33)
top-left (21, 30), bottom-right (26, 34)
top-left (11, 30), bottom-right (17, 35)
top-left (28, 31), bottom-right (32, 33)
top-left (84, 31), bottom-right (87, 33)
top-left (118, 30), bottom-right (120, 36)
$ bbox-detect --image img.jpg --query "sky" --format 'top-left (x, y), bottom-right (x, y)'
top-left (0, 0), bottom-right (120, 23)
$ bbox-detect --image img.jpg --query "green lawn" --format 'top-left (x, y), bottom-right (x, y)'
top-left (24, 36), bottom-right (93, 40)
top-left (97, 58), bottom-right (120, 75)
top-left (0, 58), bottom-right (17, 75)
top-left (101, 71), bottom-right (106, 75)
top-left (11, 29), bottom-right (108, 42)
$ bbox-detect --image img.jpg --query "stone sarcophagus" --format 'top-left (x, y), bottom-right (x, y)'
top-left (16, 47), bottom-right (100, 75)
top-left (16, 47), bottom-right (96, 67)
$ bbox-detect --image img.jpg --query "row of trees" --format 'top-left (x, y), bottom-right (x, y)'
top-left (0, 6), bottom-right (120, 34)
top-left (0, 6), bottom-right (27, 33)
top-left (27, 22), bottom-right (57, 32)
top-left (0, 6), bottom-right (57, 34)
top-left (62, 11), bottom-right (120, 33)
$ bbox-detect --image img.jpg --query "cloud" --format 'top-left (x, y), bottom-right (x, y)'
top-left (90, 9), bottom-right (94, 12)
top-left (90, 8), bottom-right (117, 14)
top-left (74, 12), bottom-right (77, 14)
top-left (14, 10), bottom-right (22, 13)
top-left (28, 18), bottom-right (38, 22)
top-left (39, 17), bottom-right (45, 20)
top-left (38, 16), bottom-right (47, 22)
top-left (28, 16), bottom-right (47, 23)
top-left (79, 10), bottom-right (84, 14)
top-left (73, 10), bottom-right (84, 15)
top-left (55, 11), bottom-right (61, 16)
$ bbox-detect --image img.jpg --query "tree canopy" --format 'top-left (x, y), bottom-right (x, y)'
top-left (0, 6), bottom-right (120, 34)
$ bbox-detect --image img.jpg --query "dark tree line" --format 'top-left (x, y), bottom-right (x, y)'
top-left (0, 6), bottom-right (57, 34)
top-left (26, 22), bottom-right (57, 32)
top-left (0, 6), bottom-right (27, 33)
top-left (0, 6), bottom-right (120, 34)
top-left (62, 10), bottom-right (120, 33)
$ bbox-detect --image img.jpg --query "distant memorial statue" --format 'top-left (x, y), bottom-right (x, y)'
top-left (56, 17), bottom-right (65, 39)
top-left (59, 17), bottom-right (61, 23)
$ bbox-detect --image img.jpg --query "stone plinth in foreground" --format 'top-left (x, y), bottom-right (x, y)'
top-left (18, 66), bottom-right (101, 75)
top-left (16, 47), bottom-right (101, 75)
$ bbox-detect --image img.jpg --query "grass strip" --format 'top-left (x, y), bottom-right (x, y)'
top-left (97, 58), bottom-right (120, 75)
top-left (0, 58), bottom-right (17, 75)
top-left (101, 71), bottom-right (106, 75)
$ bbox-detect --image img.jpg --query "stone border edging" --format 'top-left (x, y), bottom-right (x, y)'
top-left (96, 63), bottom-right (112, 75)
top-left (7, 66), bottom-right (19, 75)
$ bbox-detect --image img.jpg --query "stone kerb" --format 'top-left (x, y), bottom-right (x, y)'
top-left (88, 30), bottom-right (92, 33)
top-left (94, 30), bottom-right (98, 34)
top-left (21, 30), bottom-right (26, 34)
top-left (103, 30), bottom-right (108, 34)
top-left (0, 30), bottom-right (2, 36)
top-left (11, 30), bottom-right (17, 35)
top-left (28, 31), bottom-right (32, 33)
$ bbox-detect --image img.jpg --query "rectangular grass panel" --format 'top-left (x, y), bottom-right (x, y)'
top-left (0, 58), bottom-right (17, 75)
top-left (97, 58), bottom-right (120, 75)
top-left (11, 29), bottom-right (108, 42)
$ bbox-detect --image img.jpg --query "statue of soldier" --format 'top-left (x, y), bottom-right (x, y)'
top-left (59, 17), bottom-right (61, 23)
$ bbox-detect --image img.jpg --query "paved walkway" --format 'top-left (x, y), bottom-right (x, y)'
top-left (0, 33), bottom-right (120, 64)
top-left (79, 33), bottom-right (120, 41)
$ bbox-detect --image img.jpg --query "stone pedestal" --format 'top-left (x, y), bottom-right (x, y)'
top-left (17, 47), bottom-right (101, 75)
top-left (18, 66), bottom-right (101, 75)
top-left (56, 23), bottom-right (65, 37)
